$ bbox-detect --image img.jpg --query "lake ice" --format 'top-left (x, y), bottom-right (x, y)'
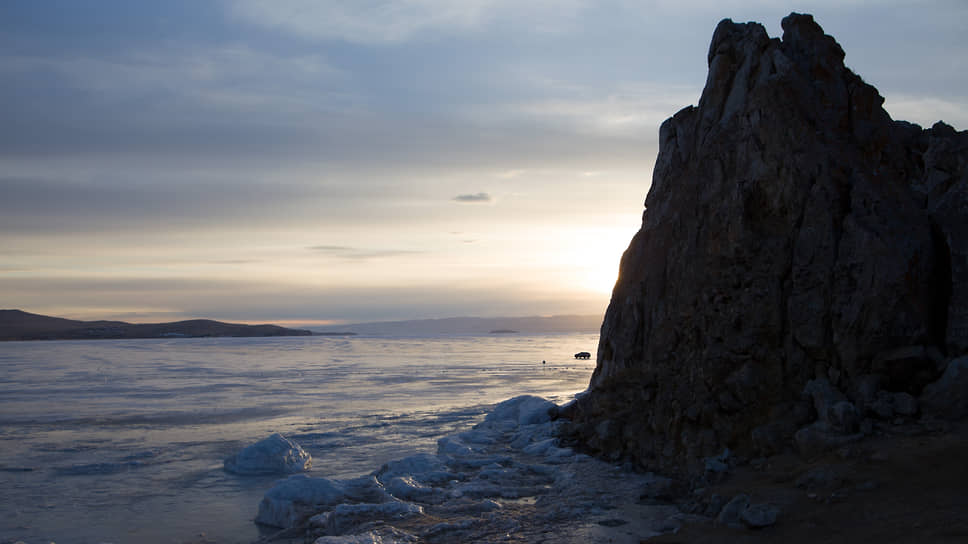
top-left (0, 333), bottom-right (597, 544)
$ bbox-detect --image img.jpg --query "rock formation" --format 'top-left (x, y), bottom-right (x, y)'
top-left (564, 13), bottom-right (967, 477)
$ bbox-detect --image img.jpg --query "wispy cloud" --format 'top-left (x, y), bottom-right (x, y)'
top-left (465, 80), bottom-right (701, 137)
top-left (308, 245), bottom-right (355, 252)
top-left (308, 245), bottom-right (422, 260)
top-left (224, 0), bottom-right (587, 44)
top-left (0, 44), bottom-right (358, 162)
top-left (0, 44), bottom-right (345, 111)
top-left (453, 192), bottom-right (492, 203)
top-left (0, 176), bottom-right (316, 234)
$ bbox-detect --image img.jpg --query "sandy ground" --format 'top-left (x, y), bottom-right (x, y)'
top-left (647, 419), bottom-right (968, 544)
top-left (241, 404), bottom-right (968, 544)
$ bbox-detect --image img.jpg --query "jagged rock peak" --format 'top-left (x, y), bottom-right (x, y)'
top-left (778, 13), bottom-right (845, 66)
top-left (564, 13), bottom-right (968, 478)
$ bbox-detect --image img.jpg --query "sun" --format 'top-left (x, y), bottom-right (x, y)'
top-left (579, 258), bottom-right (621, 295)
top-left (564, 228), bottom-right (628, 295)
top-left (522, 224), bottom-right (633, 299)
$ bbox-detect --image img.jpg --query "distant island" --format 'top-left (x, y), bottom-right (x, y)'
top-left (0, 309), bottom-right (312, 341)
top-left (313, 315), bottom-right (602, 336)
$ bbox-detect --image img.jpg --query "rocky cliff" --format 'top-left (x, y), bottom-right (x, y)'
top-left (564, 13), bottom-right (968, 478)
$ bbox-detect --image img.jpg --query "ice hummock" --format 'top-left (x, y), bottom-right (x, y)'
top-left (224, 433), bottom-right (312, 476)
top-left (254, 395), bottom-right (688, 543)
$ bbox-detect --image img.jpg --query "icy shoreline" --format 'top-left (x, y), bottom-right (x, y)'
top-left (251, 395), bottom-right (692, 543)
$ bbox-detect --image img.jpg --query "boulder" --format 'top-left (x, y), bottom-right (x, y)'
top-left (224, 433), bottom-right (311, 475)
top-left (920, 356), bottom-right (968, 420)
top-left (803, 379), bottom-right (859, 432)
top-left (872, 346), bottom-right (942, 393)
top-left (639, 473), bottom-right (684, 501)
top-left (892, 392), bottom-right (919, 416)
top-left (794, 422), bottom-right (862, 459)
top-left (848, 374), bottom-right (885, 413)
top-left (868, 392), bottom-right (896, 420)
top-left (741, 503), bottom-right (780, 529)
top-left (565, 12), bottom-right (967, 476)
top-left (716, 494), bottom-right (749, 528)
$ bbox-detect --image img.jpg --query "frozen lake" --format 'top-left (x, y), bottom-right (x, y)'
top-left (0, 333), bottom-right (597, 544)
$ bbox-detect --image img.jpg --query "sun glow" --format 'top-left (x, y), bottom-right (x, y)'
top-left (579, 260), bottom-right (622, 295)
top-left (546, 225), bottom-right (631, 296)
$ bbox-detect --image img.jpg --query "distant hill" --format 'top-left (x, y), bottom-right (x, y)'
top-left (0, 309), bottom-right (312, 341)
top-left (314, 315), bottom-right (603, 336)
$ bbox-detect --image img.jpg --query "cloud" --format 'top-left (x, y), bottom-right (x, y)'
top-left (883, 95), bottom-right (968, 130)
top-left (224, 0), bottom-right (587, 44)
top-left (308, 245), bottom-right (423, 260)
top-left (462, 79), bottom-right (701, 138)
top-left (308, 245), bottom-right (354, 252)
top-left (0, 176), bottom-right (318, 235)
top-left (453, 192), bottom-right (492, 203)
top-left (0, 44), bottom-right (358, 162)
top-left (0, 44), bottom-right (344, 109)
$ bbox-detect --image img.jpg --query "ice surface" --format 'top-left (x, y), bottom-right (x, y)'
top-left (256, 475), bottom-right (390, 528)
top-left (313, 534), bottom-right (386, 544)
top-left (312, 526), bottom-right (419, 543)
top-left (0, 333), bottom-right (600, 544)
top-left (435, 434), bottom-right (480, 456)
top-left (224, 433), bottom-right (312, 475)
top-left (309, 500), bottom-right (424, 534)
top-left (384, 475), bottom-right (447, 503)
top-left (374, 453), bottom-right (450, 483)
top-left (256, 395), bottom-right (686, 542)
top-left (483, 394), bottom-right (556, 427)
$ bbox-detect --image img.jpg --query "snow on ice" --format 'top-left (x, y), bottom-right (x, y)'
top-left (252, 395), bottom-right (691, 543)
top-left (224, 433), bottom-right (312, 476)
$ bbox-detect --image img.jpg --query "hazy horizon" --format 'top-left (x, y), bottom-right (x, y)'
top-left (2, 1), bottom-right (966, 325)
top-left (4, 307), bottom-right (604, 329)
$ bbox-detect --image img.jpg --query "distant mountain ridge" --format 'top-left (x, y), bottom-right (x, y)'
top-left (314, 315), bottom-right (603, 336)
top-left (0, 309), bottom-right (312, 341)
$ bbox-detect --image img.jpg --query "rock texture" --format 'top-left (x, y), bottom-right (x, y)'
top-left (564, 13), bottom-right (967, 477)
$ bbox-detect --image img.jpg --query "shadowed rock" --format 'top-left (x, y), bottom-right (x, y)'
top-left (564, 13), bottom-right (967, 477)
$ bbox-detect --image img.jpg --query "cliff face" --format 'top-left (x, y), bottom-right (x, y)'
top-left (565, 13), bottom-right (968, 477)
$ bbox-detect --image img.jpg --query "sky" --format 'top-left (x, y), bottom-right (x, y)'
top-left (1, 1), bottom-right (966, 326)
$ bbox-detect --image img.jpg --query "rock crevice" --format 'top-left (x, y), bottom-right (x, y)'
top-left (565, 13), bottom-right (968, 477)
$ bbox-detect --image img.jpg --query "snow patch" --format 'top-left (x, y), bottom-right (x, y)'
top-left (253, 394), bottom-right (681, 542)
